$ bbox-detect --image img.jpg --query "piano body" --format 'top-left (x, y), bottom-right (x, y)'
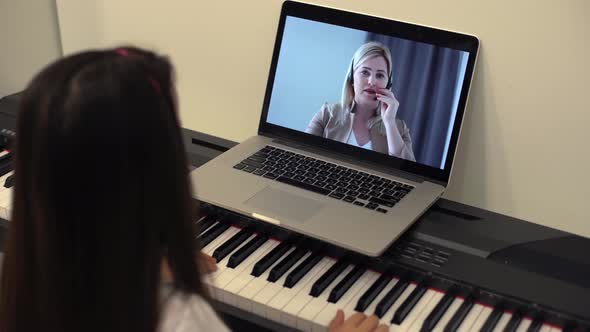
top-left (0, 94), bottom-right (589, 331)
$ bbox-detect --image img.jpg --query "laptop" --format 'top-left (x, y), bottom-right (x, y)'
top-left (190, 0), bottom-right (479, 256)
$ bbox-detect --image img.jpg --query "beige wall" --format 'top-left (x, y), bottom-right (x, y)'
top-left (56, 0), bottom-right (590, 238)
top-left (0, 0), bottom-right (62, 96)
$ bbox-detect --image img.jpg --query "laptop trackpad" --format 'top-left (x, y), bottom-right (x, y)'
top-left (244, 186), bottom-right (323, 224)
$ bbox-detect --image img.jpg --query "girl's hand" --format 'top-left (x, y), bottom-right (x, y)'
top-left (199, 252), bottom-right (218, 273)
top-left (329, 310), bottom-right (389, 332)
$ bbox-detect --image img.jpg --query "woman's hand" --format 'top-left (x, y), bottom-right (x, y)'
top-left (329, 310), bottom-right (389, 332)
top-left (375, 88), bottom-right (400, 126)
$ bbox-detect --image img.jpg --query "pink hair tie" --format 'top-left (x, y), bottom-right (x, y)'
top-left (115, 48), bottom-right (162, 94)
top-left (115, 48), bottom-right (130, 56)
top-left (148, 78), bottom-right (162, 93)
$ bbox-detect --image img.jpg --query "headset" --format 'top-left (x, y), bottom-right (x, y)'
top-left (349, 59), bottom-right (393, 90)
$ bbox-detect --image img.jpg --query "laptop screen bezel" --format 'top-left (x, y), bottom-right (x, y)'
top-left (258, 0), bottom-right (479, 184)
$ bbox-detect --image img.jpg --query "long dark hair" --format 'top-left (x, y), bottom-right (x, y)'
top-left (0, 47), bottom-right (206, 332)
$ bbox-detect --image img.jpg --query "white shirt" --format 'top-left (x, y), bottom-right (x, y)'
top-left (159, 287), bottom-right (230, 332)
top-left (0, 257), bottom-right (227, 332)
top-left (347, 132), bottom-right (372, 150)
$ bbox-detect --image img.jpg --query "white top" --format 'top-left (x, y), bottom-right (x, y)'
top-left (159, 287), bottom-right (230, 332)
top-left (0, 257), bottom-right (226, 332)
top-left (346, 132), bottom-right (373, 150)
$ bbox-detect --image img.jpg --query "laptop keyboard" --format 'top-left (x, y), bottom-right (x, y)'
top-left (233, 146), bottom-right (414, 214)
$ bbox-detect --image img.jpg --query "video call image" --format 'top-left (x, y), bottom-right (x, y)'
top-left (266, 16), bottom-right (471, 169)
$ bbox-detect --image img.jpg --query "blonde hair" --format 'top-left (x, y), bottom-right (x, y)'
top-left (339, 42), bottom-right (393, 124)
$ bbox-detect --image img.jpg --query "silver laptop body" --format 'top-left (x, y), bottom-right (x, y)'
top-left (191, 1), bottom-right (479, 256)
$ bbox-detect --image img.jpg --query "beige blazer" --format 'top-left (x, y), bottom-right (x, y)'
top-left (305, 102), bottom-right (416, 162)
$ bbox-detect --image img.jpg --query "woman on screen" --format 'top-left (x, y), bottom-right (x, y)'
top-left (305, 42), bottom-right (416, 162)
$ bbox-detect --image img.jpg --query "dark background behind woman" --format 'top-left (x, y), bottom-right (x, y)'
top-left (367, 33), bottom-right (468, 168)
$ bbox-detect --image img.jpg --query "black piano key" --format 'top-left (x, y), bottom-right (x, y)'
top-left (527, 317), bottom-right (544, 332)
top-left (443, 295), bottom-right (475, 332)
top-left (196, 216), bottom-right (217, 236)
top-left (268, 247), bottom-right (308, 282)
top-left (227, 235), bottom-right (267, 269)
top-left (4, 174), bottom-right (14, 188)
top-left (391, 281), bottom-right (428, 325)
top-left (374, 278), bottom-right (409, 318)
top-left (0, 164), bottom-right (11, 178)
top-left (328, 265), bottom-right (366, 303)
top-left (212, 228), bottom-right (252, 262)
top-left (0, 151), bottom-right (11, 164)
top-left (479, 305), bottom-right (504, 332)
top-left (355, 274), bottom-right (391, 312)
top-left (284, 253), bottom-right (322, 288)
top-left (310, 259), bottom-right (348, 297)
top-left (251, 241), bottom-right (292, 277)
top-left (421, 291), bottom-right (455, 332)
top-left (198, 222), bottom-right (230, 248)
top-left (504, 310), bottom-right (523, 332)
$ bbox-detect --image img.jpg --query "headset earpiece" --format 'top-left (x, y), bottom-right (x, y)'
top-left (386, 70), bottom-right (393, 89)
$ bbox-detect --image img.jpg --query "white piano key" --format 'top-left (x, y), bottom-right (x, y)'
top-left (469, 305), bottom-right (493, 331)
top-left (201, 226), bottom-right (240, 256)
top-left (456, 303), bottom-right (485, 332)
top-left (219, 239), bottom-right (279, 305)
top-left (222, 239), bottom-right (282, 307)
top-left (201, 227), bottom-right (241, 299)
top-left (406, 289), bottom-right (445, 332)
top-left (266, 257), bottom-right (331, 323)
top-left (390, 288), bottom-right (436, 332)
top-left (311, 270), bottom-right (379, 332)
top-left (361, 276), bottom-right (398, 318)
top-left (197, 220), bottom-right (219, 237)
top-left (0, 187), bottom-right (14, 220)
top-left (0, 171), bottom-right (13, 192)
top-left (208, 233), bottom-right (257, 281)
top-left (296, 264), bottom-right (354, 332)
top-left (205, 233), bottom-right (258, 300)
top-left (380, 283), bottom-right (417, 326)
top-left (251, 251), bottom-right (311, 318)
top-left (432, 297), bottom-right (464, 332)
top-left (339, 272), bottom-right (389, 320)
top-left (280, 258), bottom-right (336, 328)
top-left (515, 317), bottom-right (532, 332)
top-left (547, 326), bottom-right (561, 332)
top-left (492, 312), bottom-right (512, 332)
top-left (539, 324), bottom-right (552, 332)
top-left (236, 246), bottom-right (297, 312)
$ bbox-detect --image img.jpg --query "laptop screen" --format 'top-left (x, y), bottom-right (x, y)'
top-left (260, 1), bottom-right (479, 183)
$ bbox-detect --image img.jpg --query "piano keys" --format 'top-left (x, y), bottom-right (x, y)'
top-left (194, 204), bottom-right (590, 332)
